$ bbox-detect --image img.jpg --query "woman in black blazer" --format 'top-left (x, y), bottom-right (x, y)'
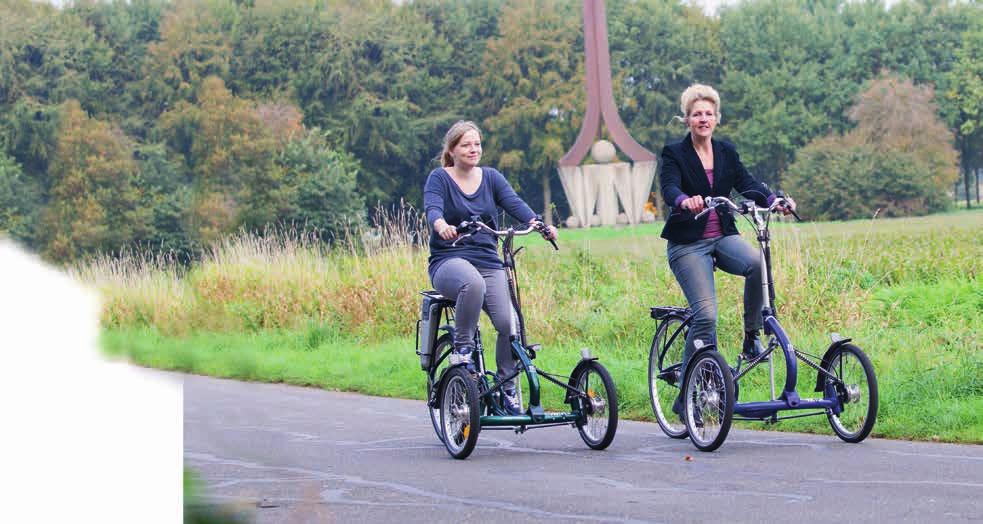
top-left (658, 84), bottom-right (794, 418)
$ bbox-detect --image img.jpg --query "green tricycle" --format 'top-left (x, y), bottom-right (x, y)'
top-left (416, 218), bottom-right (618, 459)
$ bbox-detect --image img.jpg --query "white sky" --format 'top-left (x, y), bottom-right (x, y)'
top-left (685, 0), bottom-right (740, 14)
top-left (45, 0), bottom-right (906, 15)
top-left (687, 0), bottom-right (902, 16)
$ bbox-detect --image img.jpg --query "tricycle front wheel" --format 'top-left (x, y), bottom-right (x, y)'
top-left (440, 366), bottom-right (480, 459)
top-left (426, 335), bottom-right (454, 443)
top-left (684, 350), bottom-right (734, 452)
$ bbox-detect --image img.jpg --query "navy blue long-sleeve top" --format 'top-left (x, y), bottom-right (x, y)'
top-left (423, 167), bottom-right (536, 279)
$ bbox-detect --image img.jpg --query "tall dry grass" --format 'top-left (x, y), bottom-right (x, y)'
top-left (79, 205), bottom-right (431, 338)
top-left (80, 208), bottom-right (981, 352)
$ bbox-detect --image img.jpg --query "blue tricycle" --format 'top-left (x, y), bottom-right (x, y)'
top-left (648, 195), bottom-right (878, 451)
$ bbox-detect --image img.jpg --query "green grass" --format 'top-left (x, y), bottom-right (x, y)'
top-left (89, 209), bottom-right (983, 443)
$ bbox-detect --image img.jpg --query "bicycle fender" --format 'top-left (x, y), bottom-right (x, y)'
top-left (430, 369), bottom-right (447, 408)
top-left (691, 343), bottom-right (717, 358)
top-left (431, 362), bottom-right (472, 407)
top-left (428, 333), bottom-right (456, 407)
top-left (814, 338), bottom-right (853, 392)
top-left (564, 357), bottom-right (599, 403)
top-left (674, 344), bottom-right (719, 396)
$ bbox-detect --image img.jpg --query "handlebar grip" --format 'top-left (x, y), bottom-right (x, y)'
top-left (531, 220), bottom-right (559, 250)
top-left (773, 191), bottom-right (802, 220)
top-left (457, 220), bottom-right (480, 232)
top-left (770, 200), bottom-right (802, 221)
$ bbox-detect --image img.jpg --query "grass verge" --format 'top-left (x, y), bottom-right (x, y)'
top-left (92, 209), bottom-right (983, 443)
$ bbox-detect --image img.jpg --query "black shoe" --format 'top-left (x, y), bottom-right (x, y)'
top-left (692, 405), bottom-right (704, 428)
top-left (502, 386), bottom-right (523, 416)
top-left (673, 393), bottom-right (703, 428)
top-left (742, 330), bottom-right (764, 360)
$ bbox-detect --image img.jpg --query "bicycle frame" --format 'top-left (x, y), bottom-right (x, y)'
top-left (694, 197), bottom-right (845, 422)
top-left (447, 220), bottom-right (593, 429)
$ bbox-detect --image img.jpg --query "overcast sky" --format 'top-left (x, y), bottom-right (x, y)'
top-left (685, 0), bottom-right (739, 15)
top-left (687, 0), bottom-right (901, 16)
top-left (46, 0), bottom-right (904, 15)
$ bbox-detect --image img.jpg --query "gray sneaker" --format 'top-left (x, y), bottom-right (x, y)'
top-left (448, 347), bottom-right (474, 371)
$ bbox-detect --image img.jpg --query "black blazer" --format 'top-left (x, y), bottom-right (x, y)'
top-left (659, 133), bottom-right (772, 244)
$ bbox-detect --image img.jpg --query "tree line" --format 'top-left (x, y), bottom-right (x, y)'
top-left (0, 0), bottom-right (979, 263)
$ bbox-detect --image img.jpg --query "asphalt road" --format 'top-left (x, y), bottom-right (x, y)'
top-left (184, 372), bottom-right (983, 523)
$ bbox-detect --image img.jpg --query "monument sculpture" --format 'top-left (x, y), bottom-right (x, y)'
top-left (559, 0), bottom-right (657, 228)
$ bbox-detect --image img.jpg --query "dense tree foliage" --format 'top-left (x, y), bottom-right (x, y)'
top-left (0, 0), bottom-right (978, 262)
top-left (941, 24), bottom-right (983, 208)
top-left (786, 74), bottom-right (959, 220)
top-left (479, 0), bottom-right (583, 223)
top-left (0, 151), bottom-right (35, 240)
top-left (38, 99), bottom-right (150, 262)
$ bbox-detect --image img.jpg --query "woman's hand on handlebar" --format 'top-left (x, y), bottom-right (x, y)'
top-left (680, 195), bottom-right (706, 214)
top-left (771, 191), bottom-right (801, 220)
top-left (529, 218), bottom-right (559, 250)
top-left (434, 218), bottom-right (458, 240)
top-left (531, 219), bottom-right (558, 241)
top-left (775, 196), bottom-right (797, 216)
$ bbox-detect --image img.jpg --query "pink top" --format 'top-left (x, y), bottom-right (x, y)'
top-left (701, 168), bottom-right (722, 239)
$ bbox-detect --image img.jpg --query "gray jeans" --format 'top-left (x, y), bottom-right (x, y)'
top-left (432, 258), bottom-right (517, 387)
top-left (667, 234), bottom-right (764, 370)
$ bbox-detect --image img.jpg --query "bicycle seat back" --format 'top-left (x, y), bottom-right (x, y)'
top-left (418, 291), bottom-right (456, 370)
top-left (420, 290), bottom-right (456, 307)
top-left (650, 306), bottom-right (691, 320)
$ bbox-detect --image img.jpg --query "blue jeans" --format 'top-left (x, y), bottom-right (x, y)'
top-left (667, 234), bottom-right (764, 371)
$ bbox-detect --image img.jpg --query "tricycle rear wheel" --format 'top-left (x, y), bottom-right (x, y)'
top-left (649, 314), bottom-right (689, 439)
top-left (571, 361), bottom-right (618, 450)
top-left (823, 343), bottom-right (877, 443)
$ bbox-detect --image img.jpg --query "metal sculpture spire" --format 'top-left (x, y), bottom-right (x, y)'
top-left (557, 0), bottom-right (657, 228)
top-left (560, 0), bottom-right (655, 167)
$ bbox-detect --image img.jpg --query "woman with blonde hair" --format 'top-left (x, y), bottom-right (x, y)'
top-left (658, 84), bottom-right (794, 419)
top-left (423, 120), bottom-right (557, 415)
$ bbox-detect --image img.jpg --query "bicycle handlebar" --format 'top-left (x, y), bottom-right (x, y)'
top-left (694, 195), bottom-right (801, 221)
top-left (453, 219), bottom-right (559, 250)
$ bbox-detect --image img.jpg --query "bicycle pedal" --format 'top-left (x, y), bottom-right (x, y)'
top-left (525, 343), bottom-right (541, 358)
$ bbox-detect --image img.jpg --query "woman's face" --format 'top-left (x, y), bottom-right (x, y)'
top-left (687, 99), bottom-right (717, 140)
top-left (451, 129), bottom-right (482, 169)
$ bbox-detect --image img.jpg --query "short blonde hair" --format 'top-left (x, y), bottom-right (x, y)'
top-left (679, 83), bottom-right (721, 122)
top-left (440, 120), bottom-right (481, 168)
